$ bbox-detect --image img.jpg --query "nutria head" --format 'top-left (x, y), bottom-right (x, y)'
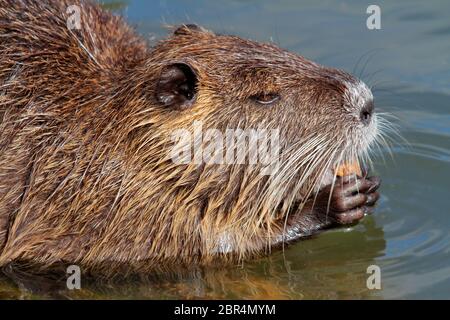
top-left (118, 24), bottom-right (381, 261)
top-left (0, 1), bottom-right (384, 272)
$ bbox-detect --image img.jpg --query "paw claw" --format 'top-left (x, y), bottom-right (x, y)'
top-left (324, 175), bottom-right (381, 225)
top-left (333, 193), bottom-right (367, 212)
top-left (332, 207), bottom-right (365, 224)
top-left (367, 176), bottom-right (381, 192)
top-left (365, 192), bottom-right (380, 206)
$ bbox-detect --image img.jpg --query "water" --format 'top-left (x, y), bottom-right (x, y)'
top-left (1, 0), bottom-right (449, 299)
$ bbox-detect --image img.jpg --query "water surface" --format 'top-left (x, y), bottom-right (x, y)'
top-left (1, 0), bottom-right (449, 299)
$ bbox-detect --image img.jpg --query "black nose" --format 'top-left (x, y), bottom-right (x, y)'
top-left (360, 100), bottom-right (374, 125)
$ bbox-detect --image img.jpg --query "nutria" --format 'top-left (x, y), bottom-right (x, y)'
top-left (0, 0), bottom-right (384, 274)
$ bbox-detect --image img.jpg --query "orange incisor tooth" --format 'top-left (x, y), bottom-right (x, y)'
top-left (335, 161), bottom-right (362, 177)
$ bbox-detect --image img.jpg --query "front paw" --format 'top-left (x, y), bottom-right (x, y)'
top-left (319, 175), bottom-right (381, 225)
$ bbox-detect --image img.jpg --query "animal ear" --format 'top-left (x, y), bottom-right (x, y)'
top-left (155, 63), bottom-right (198, 110)
top-left (173, 24), bottom-right (204, 36)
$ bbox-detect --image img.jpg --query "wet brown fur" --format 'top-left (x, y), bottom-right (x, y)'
top-left (0, 0), bottom-right (379, 274)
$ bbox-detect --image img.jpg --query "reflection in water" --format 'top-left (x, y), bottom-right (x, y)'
top-left (1, 219), bottom-right (385, 299)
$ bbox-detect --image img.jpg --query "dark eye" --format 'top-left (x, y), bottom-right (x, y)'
top-left (251, 93), bottom-right (280, 105)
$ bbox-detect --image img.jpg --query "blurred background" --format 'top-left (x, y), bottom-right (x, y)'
top-left (2, 0), bottom-right (449, 299)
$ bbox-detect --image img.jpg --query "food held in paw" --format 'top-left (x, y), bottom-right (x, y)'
top-left (335, 161), bottom-right (362, 177)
